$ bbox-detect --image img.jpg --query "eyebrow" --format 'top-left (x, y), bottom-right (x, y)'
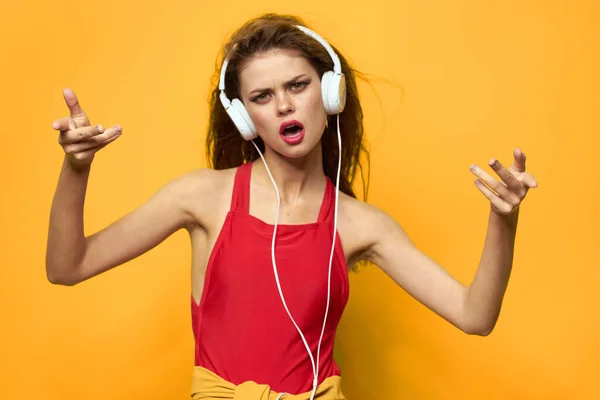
top-left (247, 74), bottom-right (308, 96)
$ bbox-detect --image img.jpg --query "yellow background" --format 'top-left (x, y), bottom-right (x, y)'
top-left (1, 0), bottom-right (598, 399)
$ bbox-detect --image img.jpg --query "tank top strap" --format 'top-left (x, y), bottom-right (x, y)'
top-left (230, 162), bottom-right (251, 214)
top-left (316, 177), bottom-right (335, 224)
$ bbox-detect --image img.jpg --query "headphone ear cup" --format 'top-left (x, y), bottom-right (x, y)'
top-left (321, 71), bottom-right (331, 114)
top-left (229, 98), bottom-right (258, 141)
top-left (321, 71), bottom-right (346, 115)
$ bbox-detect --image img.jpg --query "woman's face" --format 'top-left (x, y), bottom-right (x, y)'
top-left (238, 48), bottom-right (327, 159)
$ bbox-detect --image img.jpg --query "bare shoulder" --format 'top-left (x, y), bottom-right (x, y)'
top-left (174, 167), bottom-right (238, 231)
top-left (336, 191), bottom-right (406, 266)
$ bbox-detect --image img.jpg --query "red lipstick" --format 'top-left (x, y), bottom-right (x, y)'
top-left (279, 120), bottom-right (305, 145)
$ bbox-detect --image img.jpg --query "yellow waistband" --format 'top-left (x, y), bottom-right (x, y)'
top-left (190, 366), bottom-right (346, 400)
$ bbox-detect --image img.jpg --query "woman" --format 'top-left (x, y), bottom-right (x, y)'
top-left (46, 13), bottom-right (538, 400)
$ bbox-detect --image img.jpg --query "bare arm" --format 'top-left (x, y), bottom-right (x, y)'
top-left (462, 209), bottom-right (518, 334)
top-left (45, 88), bottom-right (200, 286)
top-left (362, 206), bottom-right (473, 333)
top-left (45, 156), bottom-right (92, 284)
top-left (361, 149), bottom-right (537, 336)
top-left (46, 156), bottom-right (200, 286)
top-left (363, 205), bottom-right (509, 335)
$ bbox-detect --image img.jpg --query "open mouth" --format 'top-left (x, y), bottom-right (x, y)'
top-left (281, 124), bottom-right (303, 136)
top-left (279, 120), bottom-right (305, 144)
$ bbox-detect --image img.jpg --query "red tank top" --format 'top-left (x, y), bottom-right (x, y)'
top-left (191, 161), bottom-right (349, 394)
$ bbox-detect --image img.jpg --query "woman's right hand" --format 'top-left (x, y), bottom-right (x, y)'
top-left (52, 88), bottom-right (122, 168)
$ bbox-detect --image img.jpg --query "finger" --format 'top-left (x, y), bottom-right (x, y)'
top-left (60, 124), bottom-right (107, 145)
top-left (66, 136), bottom-right (116, 166)
top-left (64, 135), bottom-right (120, 156)
top-left (63, 126), bottom-right (121, 153)
top-left (519, 172), bottom-right (538, 188)
top-left (470, 164), bottom-right (511, 197)
top-left (63, 88), bottom-right (86, 118)
top-left (79, 137), bottom-right (114, 155)
top-left (474, 179), bottom-right (512, 214)
top-left (488, 158), bottom-right (521, 190)
top-left (52, 116), bottom-right (75, 132)
top-left (511, 147), bottom-right (526, 173)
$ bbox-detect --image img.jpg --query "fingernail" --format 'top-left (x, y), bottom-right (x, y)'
top-left (115, 125), bottom-right (121, 133)
top-left (470, 164), bottom-right (476, 172)
top-left (52, 122), bottom-right (58, 129)
top-left (98, 125), bottom-right (104, 133)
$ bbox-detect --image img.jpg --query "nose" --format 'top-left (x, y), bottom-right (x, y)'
top-left (276, 92), bottom-right (295, 116)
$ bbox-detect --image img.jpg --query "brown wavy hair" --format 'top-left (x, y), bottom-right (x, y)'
top-left (205, 13), bottom-right (370, 200)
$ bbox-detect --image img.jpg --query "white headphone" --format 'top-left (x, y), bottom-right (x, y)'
top-left (218, 25), bottom-right (345, 400)
top-left (218, 25), bottom-right (347, 140)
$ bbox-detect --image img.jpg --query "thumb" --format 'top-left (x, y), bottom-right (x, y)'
top-left (63, 88), bottom-right (89, 124)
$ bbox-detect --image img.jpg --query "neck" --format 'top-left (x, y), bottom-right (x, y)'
top-left (253, 142), bottom-right (325, 205)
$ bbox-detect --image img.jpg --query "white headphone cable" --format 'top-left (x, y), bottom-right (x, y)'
top-left (315, 114), bottom-right (342, 394)
top-left (250, 114), bottom-right (341, 400)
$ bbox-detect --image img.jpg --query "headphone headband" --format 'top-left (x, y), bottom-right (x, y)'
top-left (293, 25), bottom-right (342, 73)
top-left (218, 25), bottom-right (341, 95)
top-left (218, 55), bottom-right (230, 92)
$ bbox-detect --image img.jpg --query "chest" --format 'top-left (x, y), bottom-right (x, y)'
top-left (189, 203), bottom-right (363, 307)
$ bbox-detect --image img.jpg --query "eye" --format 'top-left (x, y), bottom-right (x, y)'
top-left (291, 81), bottom-right (309, 91)
top-left (251, 93), bottom-right (270, 103)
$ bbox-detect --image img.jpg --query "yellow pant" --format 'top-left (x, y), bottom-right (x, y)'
top-left (190, 366), bottom-right (346, 400)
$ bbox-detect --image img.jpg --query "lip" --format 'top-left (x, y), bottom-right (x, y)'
top-left (279, 120), bottom-right (304, 135)
top-left (279, 119), bottom-right (305, 145)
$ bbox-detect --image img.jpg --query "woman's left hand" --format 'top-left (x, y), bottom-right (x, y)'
top-left (469, 148), bottom-right (538, 216)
